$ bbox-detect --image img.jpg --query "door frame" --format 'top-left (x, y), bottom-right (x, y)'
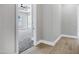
top-left (77, 5), bottom-right (79, 38)
top-left (15, 4), bottom-right (37, 54)
top-left (32, 4), bottom-right (37, 45)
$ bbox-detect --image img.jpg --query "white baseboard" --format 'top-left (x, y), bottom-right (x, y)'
top-left (35, 40), bottom-right (54, 46)
top-left (35, 34), bottom-right (78, 47)
top-left (35, 35), bottom-right (62, 46)
top-left (52, 35), bottom-right (62, 46)
top-left (53, 34), bottom-right (78, 45)
top-left (61, 34), bottom-right (78, 39)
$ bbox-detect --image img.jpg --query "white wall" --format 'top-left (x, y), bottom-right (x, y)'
top-left (0, 4), bottom-right (77, 53)
top-left (36, 4), bottom-right (43, 41)
top-left (36, 4), bottom-right (61, 42)
top-left (37, 4), bottom-right (77, 42)
top-left (61, 4), bottom-right (77, 36)
top-left (42, 4), bottom-right (61, 42)
top-left (0, 4), bottom-right (16, 53)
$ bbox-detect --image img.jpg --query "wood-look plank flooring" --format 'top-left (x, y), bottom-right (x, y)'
top-left (50, 37), bottom-right (79, 54)
top-left (22, 37), bottom-right (79, 54)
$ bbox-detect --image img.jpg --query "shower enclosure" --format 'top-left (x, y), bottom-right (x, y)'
top-left (16, 4), bottom-right (36, 53)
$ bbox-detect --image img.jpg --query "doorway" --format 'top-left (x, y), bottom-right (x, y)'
top-left (16, 4), bottom-right (37, 53)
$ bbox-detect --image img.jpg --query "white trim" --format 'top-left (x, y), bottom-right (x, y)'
top-left (35, 34), bottom-right (78, 47)
top-left (77, 5), bottom-right (78, 37)
top-left (16, 4), bottom-right (19, 54)
top-left (35, 35), bottom-right (62, 46)
top-left (32, 4), bottom-right (37, 45)
top-left (61, 34), bottom-right (78, 39)
top-left (52, 35), bottom-right (62, 46)
top-left (35, 40), bottom-right (54, 46)
top-left (52, 34), bottom-right (78, 46)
